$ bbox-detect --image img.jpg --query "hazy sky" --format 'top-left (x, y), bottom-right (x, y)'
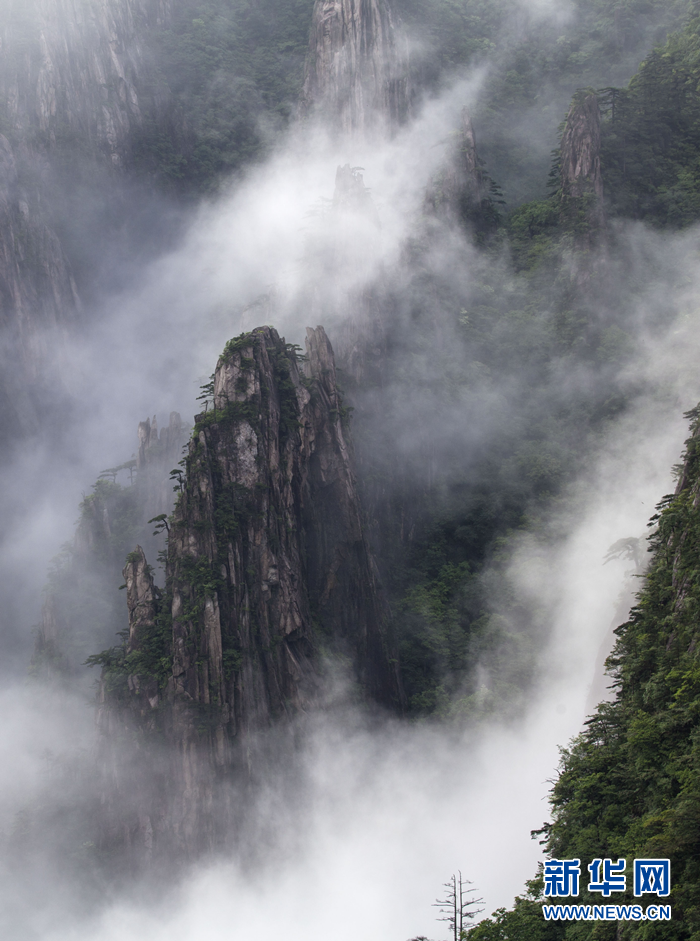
top-left (0, 1), bottom-right (699, 936)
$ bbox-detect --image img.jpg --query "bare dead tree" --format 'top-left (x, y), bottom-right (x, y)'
top-left (433, 871), bottom-right (484, 941)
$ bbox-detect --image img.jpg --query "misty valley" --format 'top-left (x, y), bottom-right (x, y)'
top-left (2, 0), bottom-right (700, 938)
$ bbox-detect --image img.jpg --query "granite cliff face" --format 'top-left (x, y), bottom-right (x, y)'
top-left (559, 91), bottom-right (605, 237)
top-left (0, 0), bottom-right (171, 442)
top-left (0, 0), bottom-right (169, 166)
top-left (0, 132), bottom-right (80, 436)
top-left (301, 0), bottom-right (410, 138)
top-left (425, 108), bottom-right (497, 236)
top-left (99, 325), bottom-right (403, 858)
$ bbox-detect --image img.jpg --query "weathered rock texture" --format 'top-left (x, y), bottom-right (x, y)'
top-left (0, 0), bottom-right (172, 441)
top-left (301, 0), bottom-right (410, 138)
top-left (426, 109), bottom-right (493, 225)
top-left (0, 0), bottom-right (170, 166)
top-left (560, 90), bottom-right (605, 237)
top-left (0, 132), bottom-right (80, 434)
top-left (103, 325), bottom-right (403, 858)
top-left (124, 547), bottom-right (159, 656)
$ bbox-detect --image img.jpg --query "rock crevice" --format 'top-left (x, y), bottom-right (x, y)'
top-left (302, 0), bottom-right (409, 138)
top-left (103, 325), bottom-right (403, 858)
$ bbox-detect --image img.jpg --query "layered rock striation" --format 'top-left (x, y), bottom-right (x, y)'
top-left (0, 132), bottom-right (80, 436)
top-left (0, 0), bottom-right (170, 166)
top-left (559, 90), bottom-right (605, 240)
top-left (0, 0), bottom-right (172, 442)
top-left (301, 0), bottom-right (410, 138)
top-left (99, 325), bottom-right (403, 857)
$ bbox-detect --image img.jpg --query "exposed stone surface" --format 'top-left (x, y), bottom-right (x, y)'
top-left (123, 547), bottom-right (158, 655)
top-left (560, 91), bottom-right (605, 234)
top-left (301, 0), bottom-right (410, 138)
top-left (427, 109), bottom-right (492, 223)
top-left (0, 132), bottom-right (80, 435)
top-left (168, 322), bottom-right (402, 717)
top-left (104, 325), bottom-right (403, 858)
top-left (556, 90), bottom-right (608, 289)
top-left (0, 0), bottom-right (170, 166)
top-left (0, 0), bottom-right (172, 443)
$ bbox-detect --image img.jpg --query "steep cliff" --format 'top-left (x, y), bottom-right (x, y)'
top-left (301, 0), bottom-right (410, 138)
top-left (0, 0), bottom-right (170, 166)
top-left (559, 90), bottom-right (605, 241)
top-left (425, 108), bottom-right (500, 241)
top-left (97, 325), bottom-right (403, 858)
top-left (0, 0), bottom-right (172, 443)
top-left (0, 132), bottom-right (80, 437)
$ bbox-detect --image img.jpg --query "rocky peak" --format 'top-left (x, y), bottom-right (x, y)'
top-left (560, 91), bottom-right (605, 230)
top-left (137, 409), bottom-right (184, 466)
top-left (169, 324), bottom-right (402, 724)
top-left (426, 108), bottom-right (494, 229)
top-left (101, 324), bottom-right (403, 857)
top-left (122, 547), bottom-right (157, 655)
top-left (301, 0), bottom-right (409, 139)
top-left (557, 90), bottom-right (608, 282)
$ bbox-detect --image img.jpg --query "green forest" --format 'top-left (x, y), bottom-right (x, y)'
top-left (17, 0), bottom-right (700, 933)
top-left (58, 0), bottom-right (700, 749)
top-left (466, 412), bottom-right (700, 938)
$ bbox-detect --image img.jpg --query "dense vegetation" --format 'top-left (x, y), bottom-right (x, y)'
top-left (361, 234), bottom-right (649, 718)
top-left (126, 0), bottom-right (694, 199)
top-left (132, 0), bottom-right (316, 192)
top-left (399, 0), bottom-right (694, 205)
top-left (600, 13), bottom-right (700, 227)
top-left (384, 9), bottom-right (700, 722)
top-left (56, 0), bottom-right (700, 722)
top-left (466, 412), bottom-right (700, 939)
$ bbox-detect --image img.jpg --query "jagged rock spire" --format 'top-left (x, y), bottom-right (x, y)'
top-left (560, 90), bottom-right (605, 233)
top-left (556, 90), bottom-right (608, 285)
top-left (102, 325), bottom-right (404, 857)
top-left (168, 325), bottom-right (402, 732)
top-left (122, 547), bottom-right (157, 655)
top-left (426, 108), bottom-right (493, 226)
top-left (301, 0), bottom-right (409, 139)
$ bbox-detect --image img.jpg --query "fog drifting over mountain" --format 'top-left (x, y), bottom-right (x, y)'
top-left (0, 0), bottom-right (698, 936)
